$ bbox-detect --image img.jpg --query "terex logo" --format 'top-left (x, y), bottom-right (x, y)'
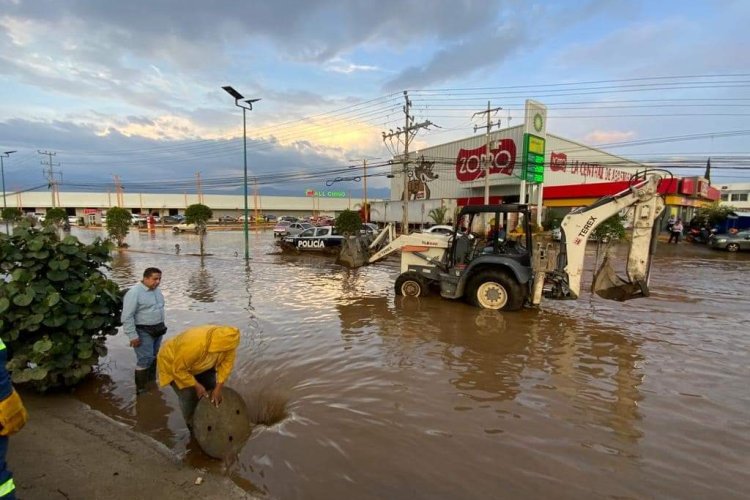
top-left (455, 139), bottom-right (516, 182)
top-left (573, 216), bottom-right (597, 245)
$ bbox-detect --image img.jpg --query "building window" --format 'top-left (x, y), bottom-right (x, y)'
top-left (721, 194), bottom-right (729, 201)
top-left (730, 193), bottom-right (748, 202)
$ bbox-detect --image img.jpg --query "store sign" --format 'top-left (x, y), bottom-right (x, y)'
top-left (698, 180), bottom-right (709, 198)
top-left (305, 189), bottom-right (347, 198)
top-left (547, 152), bottom-right (630, 181)
top-left (454, 139), bottom-right (517, 182)
top-left (83, 208), bottom-right (99, 214)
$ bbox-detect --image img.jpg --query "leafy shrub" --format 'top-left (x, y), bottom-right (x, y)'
top-left (428, 206), bottom-right (448, 225)
top-left (335, 210), bottom-right (362, 236)
top-left (105, 206), bottom-right (132, 247)
top-left (43, 207), bottom-right (67, 227)
top-left (0, 224), bottom-right (122, 392)
top-left (1, 208), bottom-right (22, 222)
top-left (592, 214), bottom-right (627, 242)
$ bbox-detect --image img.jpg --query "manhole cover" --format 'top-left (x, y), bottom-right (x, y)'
top-left (193, 387), bottom-right (253, 458)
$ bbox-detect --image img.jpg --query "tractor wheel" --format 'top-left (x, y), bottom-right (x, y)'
top-left (727, 243), bottom-right (740, 252)
top-left (395, 272), bottom-right (430, 297)
top-left (467, 269), bottom-right (523, 311)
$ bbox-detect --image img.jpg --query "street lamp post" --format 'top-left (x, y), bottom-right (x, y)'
top-left (222, 86), bottom-right (260, 261)
top-left (1, 150), bottom-right (17, 234)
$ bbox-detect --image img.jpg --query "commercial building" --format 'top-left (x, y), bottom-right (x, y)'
top-left (3, 190), bottom-right (368, 225)
top-left (372, 100), bottom-right (720, 227)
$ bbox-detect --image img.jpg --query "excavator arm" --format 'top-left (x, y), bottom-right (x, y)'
top-left (532, 172), bottom-right (665, 303)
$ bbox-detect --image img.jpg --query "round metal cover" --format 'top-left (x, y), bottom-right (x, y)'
top-left (193, 387), bottom-right (253, 458)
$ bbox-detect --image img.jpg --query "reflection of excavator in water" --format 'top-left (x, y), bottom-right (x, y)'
top-left (356, 171), bottom-right (666, 310)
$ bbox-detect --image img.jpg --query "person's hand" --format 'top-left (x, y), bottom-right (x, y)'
top-left (129, 338), bottom-right (141, 348)
top-left (194, 382), bottom-right (208, 399)
top-left (210, 385), bottom-right (223, 407)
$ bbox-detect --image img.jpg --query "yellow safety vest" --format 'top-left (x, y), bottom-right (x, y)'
top-left (0, 478), bottom-right (15, 497)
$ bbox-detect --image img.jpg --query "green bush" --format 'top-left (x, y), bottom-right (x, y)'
top-left (1, 207), bottom-right (22, 222)
top-left (105, 206), bottom-right (132, 247)
top-left (43, 207), bottom-right (67, 227)
top-left (428, 206), bottom-right (448, 225)
top-left (335, 210), bottom-right (362, 236)
top-left (0, 224), bottom-right (122, 392)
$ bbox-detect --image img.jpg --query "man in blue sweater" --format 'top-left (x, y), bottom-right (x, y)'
top-left (121, 267), bottom-right (166, 394)
top-left (0, 339), bottom-right (28, 499)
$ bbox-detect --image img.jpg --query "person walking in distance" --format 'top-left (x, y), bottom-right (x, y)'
top-left (668, 218), bottom-right (684, 244)
top-left (0, 338), bottom-right (28, 499)
top-left (121, 268), bottom-right (167, 394)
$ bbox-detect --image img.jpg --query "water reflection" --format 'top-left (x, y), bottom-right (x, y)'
top-left (187, 260), bottom-right (217, 303)
top-left (109, 250), bottom-right (136, 285)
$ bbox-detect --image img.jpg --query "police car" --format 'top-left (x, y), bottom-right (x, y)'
top-left (279, 226), bottom-right (344, 252)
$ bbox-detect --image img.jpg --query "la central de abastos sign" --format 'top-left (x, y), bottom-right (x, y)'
top-left (305, 189), bottom-right (347, 198)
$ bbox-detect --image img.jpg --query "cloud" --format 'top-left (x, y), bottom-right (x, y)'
top-left (326, 58), bottom-right (380, 74)
top-left (583, 130), bottom-right (636, 144)
top-left (383, 22), bottom-right (528, 91)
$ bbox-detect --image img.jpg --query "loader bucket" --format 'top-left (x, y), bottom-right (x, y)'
top-left (591, 251), bottom-right (649, 302)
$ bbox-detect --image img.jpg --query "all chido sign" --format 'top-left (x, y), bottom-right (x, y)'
top-left (454, 139), bottom-right (517, 182)
top-left (305, 190), bottom-right (346, 198)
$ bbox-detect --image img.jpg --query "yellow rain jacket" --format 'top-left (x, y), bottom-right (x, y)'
top-left (157, 325), bottom-right (240, 389)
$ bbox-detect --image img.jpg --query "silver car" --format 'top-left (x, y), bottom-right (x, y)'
top-left (709, 230), bottom-right (750, 252)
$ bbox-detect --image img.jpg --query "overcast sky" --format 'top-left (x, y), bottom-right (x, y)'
top-left (1, 0), bottom-right (749, 198)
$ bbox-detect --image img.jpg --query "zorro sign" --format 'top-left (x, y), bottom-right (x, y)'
top-left (455, 139), bottom-right (517, 182)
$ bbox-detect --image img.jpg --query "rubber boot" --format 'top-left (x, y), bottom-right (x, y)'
top-left (148, 360), bottom-right (157, 383)
top-left (134, 369), bottom-right (149, 395)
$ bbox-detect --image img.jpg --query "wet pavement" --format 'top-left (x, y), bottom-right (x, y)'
top-left (69, 226), bottom-right (749, 499)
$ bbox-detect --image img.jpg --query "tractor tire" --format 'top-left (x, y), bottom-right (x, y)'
top-left (467, 269), bottom-right (523, 311)
top-left (727, 243), bottom-right (740, 252)
top-left (395, 272), bottom-right (430, 297)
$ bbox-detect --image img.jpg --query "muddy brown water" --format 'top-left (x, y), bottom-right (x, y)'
top-left (68, 227), bottom-right (749, 499)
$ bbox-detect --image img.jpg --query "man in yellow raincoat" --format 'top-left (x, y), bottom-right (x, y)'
top-left (157, 325), bottom-right (240, 431)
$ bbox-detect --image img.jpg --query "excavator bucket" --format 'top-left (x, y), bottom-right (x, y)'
top-left (591, 249), bottom-right (649, 302)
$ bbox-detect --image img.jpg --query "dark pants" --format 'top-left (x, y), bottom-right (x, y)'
top-left (668, 231), bottom-right (681, 243)
top-left (0, 436), bottom-right (15, 499)
top-left (170, 369), bottom-right (216, 430)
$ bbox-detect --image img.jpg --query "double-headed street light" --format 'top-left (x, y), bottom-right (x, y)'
top-left (222, 86), bottom-right (260, 261)
top-left (1, 150), bottom-right (17, 234)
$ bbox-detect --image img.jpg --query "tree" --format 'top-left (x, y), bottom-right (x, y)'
top-left (43, 207), bottom-right (67, 228)
top-left (592, 214), bottom-right (627, 242)
top-left (0, 224), bottom-right (122, 392)
top-left (428, 206), bottom-right (448, 225)
top-left (335, 209), bottom-right (362, 236)
top-left (105, 207), bottom-right (132, 247)
top-left (185, 203), bottom-right (213, 256)
top-left (695, 202), bottom-right (736, 227)
top-left (1, 207), bottom-right (22, 222)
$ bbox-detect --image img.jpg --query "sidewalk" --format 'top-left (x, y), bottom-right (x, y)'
top-left (8, 392), bottom-right (256, 499)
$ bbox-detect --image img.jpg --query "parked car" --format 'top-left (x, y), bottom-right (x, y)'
top-left (131, 214), bottom-right (146, 225)
top-left (67, 215), bottom-right (80, 225)
top-left (218, 215), bottom-right (237, 223)
top-left (287, 222), bottom-right (314, 237)
top-left (422, 224), bottom-right (454, 236)
top-left (163, 215), bottom-right (185, 224)
top-left (273, 220), bottom-right (292, 237)
top-left (280, 226), bottom-right (344, 252)
top-left (279, 216), bottom-right (298, 223)
top-left (173, 222), bottom-right (198, 233)
top-left (709, 230), bottom-right (750, 252)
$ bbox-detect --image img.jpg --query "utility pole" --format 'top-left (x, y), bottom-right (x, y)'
top-left (195, 172), bottom-right (204, 204)
top-left (363, 158), bottom-right (368, 222)
top-left (38, 150), bottom-right (60, 208)
top-left (472, 101), bottom-right (502, 207)
top-left (472, 102), bottom-right (502, 232)
top-left (382, 91), bottom-right (433, 234)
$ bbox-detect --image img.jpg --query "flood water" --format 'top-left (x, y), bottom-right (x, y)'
top-left (69, 226), bottom-right (749, 499)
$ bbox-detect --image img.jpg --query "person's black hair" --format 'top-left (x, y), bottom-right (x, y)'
top-left (143, 267), bottom-right (162, 278)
